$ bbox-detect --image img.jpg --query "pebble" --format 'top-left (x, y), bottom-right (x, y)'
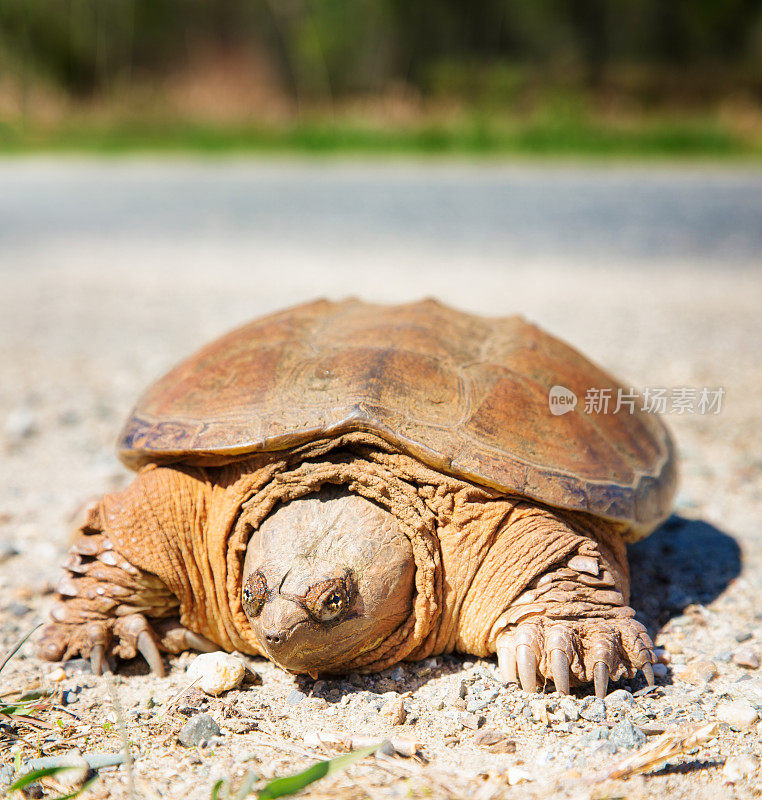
top-left (187, 652), bottom-right (245, 695)
top-left (61, 689), bottom-right (81, 705)
top-left (48, 667), bottom-right (67, 682)
top-left (606, 689), bottom-right (635, 705)
top-left (734, 631), bottom-right (753, 643)
top-left (638, 722), bottom-right (667, 736)
top-left (286, 690), bottom-right (306, 706)
top-left (732, 648), bottom-right (760, 669)
top-left (474, 729), bottom-right (516, 752)
top-left (460, 712), bottom-right (485, 730)
top-left (377, 740), bottom-right (397, 758)
top-left (714, 650), bottom-right (733, 663)
top-left (559, 697), bottom-right (580, 722)
top-left (586, 725), bottom-right (610, 742)
top-left (530, 699), bottom-right (550, 725)
top-left (609, 720), bottom-right (646, 750)
top-left (7, 602), bottom-right (31, 617)
top-left (505, 766), bottom-right (533, 785)
top-left (448, 679), bottom-right (466, 702)
top-left (731, 677), bottom-right (762, 706)
top-left (0, 542), bottom-right (18, 563)
top-left (178, 713), bottom-right (221, 747)
top-left (652, 663), bottom-right (669, 680)
top-left (580, 699), bottom-right (606, 722)
top-left (63, 658), bottom-right (93, 676)
top-left (4, 408), bottom-right (36, 442)
top-left (716, 700), bottom-right (759, 731)
top-left (722, 754), bottom-right (760, 783)
top-left (675, 660), bottom-right (718, 685)
top-left (466, 689), bottom-right (498, 713)
top-left (380, 697), bottom-right (407, 725)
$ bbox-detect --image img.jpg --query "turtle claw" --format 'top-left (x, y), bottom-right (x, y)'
top-left (90, 644), bottom-right (108, 676)
top-left (137, 631), bottom-right (165, 677)
top-left (551, 650), bottom-right (570, 695)
top-left (594, 661), bottom-right (609, 698)
top-left (516, 645), bottom-right (537, 693)
top-left (496, 633), bottom-right (518, 684)
top-left (495, 615), bottom-right (656, 697)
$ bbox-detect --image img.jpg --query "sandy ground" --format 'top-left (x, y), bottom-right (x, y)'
top-left (1, 159), bottom-right (761, 799)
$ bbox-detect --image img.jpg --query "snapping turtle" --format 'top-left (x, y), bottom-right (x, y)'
top-left (40, 299), bottom-right (676, 696)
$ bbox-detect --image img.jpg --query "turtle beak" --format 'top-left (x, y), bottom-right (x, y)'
top-left (255, 595), bottom-right (358, 675)
top-left (257, 596), bottom-right (309, 658)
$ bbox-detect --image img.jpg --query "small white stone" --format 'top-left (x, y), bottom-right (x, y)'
top-left (48, 667), bottom-right (66, 682)
top-left (722, 754), bottom-right (759, 784)
top-left (380, 696), bottom-right (407, 725)
top-left (187, 652), bottom-right (245, 695)
top-left (559, 697), bottom-right (580, 722)
top-left (733, 648), bottom-right (760, 670)
top-left (653, 663), bottom-right (669, 679)
top-left (4, 408), bottom-right (36, 441)
top-left (716, 700), bottom-right (759, 731)
top-left (606, 689), bottom-right (635, 705)
top-left (505, 766), bottom-right (533, 785)
top-left (529, 698), bottom-right (549, 725)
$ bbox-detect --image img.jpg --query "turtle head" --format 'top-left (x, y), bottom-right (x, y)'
top-left (241, 487), bottom-right (415, 675)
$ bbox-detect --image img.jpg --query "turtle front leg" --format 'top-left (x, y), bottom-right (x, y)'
top-left (491, 517), bottom-right (656, 697)
top-left (38, 491), bottom-right (218, 676)
top-left (452, 502), bottom-right (656, 698)
top-left (38, 521), bottom-right (177, 675)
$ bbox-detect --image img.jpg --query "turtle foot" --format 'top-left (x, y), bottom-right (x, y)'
top-left (39, 614), bottom-right (220, 676)
top-left (496, 614), bottom-right (655, 697)
top-left (39, 613), bottom-right (168, 676)
top-left (37, 522), bottom-right (187, 676)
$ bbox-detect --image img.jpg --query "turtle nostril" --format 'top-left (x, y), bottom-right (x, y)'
top-left (264, 630), bottom-right (283, 645)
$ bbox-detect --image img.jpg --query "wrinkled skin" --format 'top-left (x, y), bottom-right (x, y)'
top-left (38, 452), bottom-right (656, 697)
top-left (241, 488), bottom-right (416, 675)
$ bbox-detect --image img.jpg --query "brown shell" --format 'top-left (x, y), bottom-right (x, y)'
top-left (118, 298), bottom-right (677, 539)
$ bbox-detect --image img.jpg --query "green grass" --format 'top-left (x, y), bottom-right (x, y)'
top-left (0, 114), bottom-right (760, 158)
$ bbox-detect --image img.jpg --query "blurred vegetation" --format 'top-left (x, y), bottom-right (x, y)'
top-left (0, 0), bottom-right (761, 155)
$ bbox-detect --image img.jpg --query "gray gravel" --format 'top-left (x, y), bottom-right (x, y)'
top-left (178, 714), bottom-right (222, 747)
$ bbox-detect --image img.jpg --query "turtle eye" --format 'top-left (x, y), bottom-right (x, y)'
top-left (243, 571), bottom-right (267, 618)
top-left (306, 579), bottom-right (349, 623)
top-left (320, 589), bottom-right (344, 621)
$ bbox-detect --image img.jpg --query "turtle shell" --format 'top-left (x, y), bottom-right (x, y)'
top-left (118, 298), bottom-right (677, 540)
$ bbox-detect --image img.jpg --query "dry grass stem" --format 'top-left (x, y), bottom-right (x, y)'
top-left (601, 721), bottom-right (720, 781)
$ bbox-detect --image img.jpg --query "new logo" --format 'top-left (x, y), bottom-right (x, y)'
top-left (548, 385), bottom-right (577, 416)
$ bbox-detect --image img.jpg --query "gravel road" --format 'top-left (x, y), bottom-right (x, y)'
top-left (1, 159), bottom-right (761, 799)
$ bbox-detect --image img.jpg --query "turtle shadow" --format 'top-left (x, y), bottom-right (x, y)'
top-left (295, 657), bottom-right (465, 704)
top-left (628, 514), bottom-right (742, 632)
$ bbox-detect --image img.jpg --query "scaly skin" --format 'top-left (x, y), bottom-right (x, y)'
top-left (39, 440), bottom-right (655, 695)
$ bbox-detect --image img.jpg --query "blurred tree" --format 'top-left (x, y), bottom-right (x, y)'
top-left (0, 0), bottom-right (760, 105)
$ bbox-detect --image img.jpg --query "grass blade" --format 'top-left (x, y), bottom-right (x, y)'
top-left (258, 743), bottom-right (380, 800)
top-left (9, 765), bottom-right (99, 798)
top-left (0, 624), bottom-right (42, 675)
top-left (8, 766), bottom-right (71, 792)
